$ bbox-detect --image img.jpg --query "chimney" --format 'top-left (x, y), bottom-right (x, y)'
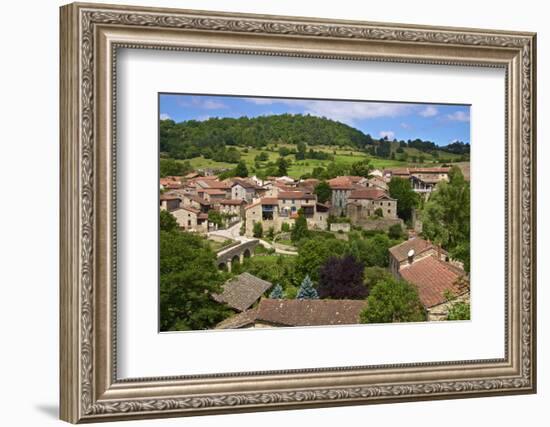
top-left (407, 249), bottom-right (415, 264)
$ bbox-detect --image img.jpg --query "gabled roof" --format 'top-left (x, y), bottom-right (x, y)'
top-left (160, 194), bottom-right (180, 201)
top-left (389, 237), bottom-right (438, 262)
top-left (215, 308), bottom-right (259, 329)
top-left (203, 188), bottom-right (226, 195)
top-left (410, 167), bottom-right (451, 174)
top-left (278, 191), bottom-right (316, 200)
top-left (399, 256), bottom-right (466, 308)
top-left (178, 206), bottom-right (200, 215)
top-left (255, 299), bottom-right (366, 327)
top-left (260, 197), bottom-right (279, 205)
top-left (183, 194), bottom-right (211, 206)
top-left (212, 273), bottom-right (273, 312)
top-left (218, 199), bottom-right (246, 205)
top-left (348, 188), bottom-right (392, 200)
top-left (384, 168), bottom-right (410, 176)
top-left (232, 178), bottom-right (259, 189)
top-left (215, 299), bottom-right (367, 329)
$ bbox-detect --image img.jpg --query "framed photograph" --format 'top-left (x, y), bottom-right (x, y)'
top-left (60, 2), bottom-right (537, 423)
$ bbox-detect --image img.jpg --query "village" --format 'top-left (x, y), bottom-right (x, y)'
top-left (160, 162), bottom-right (471, 330)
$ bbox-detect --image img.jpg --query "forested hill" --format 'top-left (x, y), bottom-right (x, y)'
top-left (160, 114), bottom-right (374, 160)
top-left (160, 113), bottom-right (470, 161)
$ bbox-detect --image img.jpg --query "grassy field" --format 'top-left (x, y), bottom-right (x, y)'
top-left (183, 143), bottom-right (466, 179)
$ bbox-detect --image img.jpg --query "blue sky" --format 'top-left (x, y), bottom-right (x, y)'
top-left (159, 94), bottom-right (470, 147)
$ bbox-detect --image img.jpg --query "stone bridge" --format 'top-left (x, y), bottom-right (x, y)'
top-left (216, 239), bottom-right (259, 272)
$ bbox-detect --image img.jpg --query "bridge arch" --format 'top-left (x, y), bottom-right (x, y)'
top-left (215, 239), bottom-right (259, 273)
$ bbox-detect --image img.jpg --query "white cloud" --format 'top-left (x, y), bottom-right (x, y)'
top-left (446, 110), bottom-right (470, 122)
top-left (400, 122), bottom-right (412, 130)
top-left (177, 96), bottom-right (228, 110)
top-left (246, 98), bottom-right (412, 125)
top-left (379, 130), bottom-right (395, 140)
top-left (202, 100), bottom-right (228, 110)
top-left (419, 105), bottom-right (438, 117)
top-left (246, 98), bottom-right (275, 105)
top-left (160, 113), bottom-right (171, 121)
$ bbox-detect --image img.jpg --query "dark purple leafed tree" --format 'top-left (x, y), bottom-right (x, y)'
top-left (318, 255), bottom-right (368, 299)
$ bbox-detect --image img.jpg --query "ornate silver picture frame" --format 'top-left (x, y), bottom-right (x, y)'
top-left (60, 2), bottom-right (536, 423)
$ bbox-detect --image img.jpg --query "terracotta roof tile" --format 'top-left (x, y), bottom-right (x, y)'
top-left (399, 256), bottom-right (466, 308)
top-left (278, 191), bottom-right (316, 200)
top-left (349, 188), bottom-right (391, 200)
top-left (389, 237), bottom-right (437, 262)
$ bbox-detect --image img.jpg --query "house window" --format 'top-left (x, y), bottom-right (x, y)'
top-left (387, 210), bottom-right (391, 214)
top-left (187, 220), bottom-right (191, 226)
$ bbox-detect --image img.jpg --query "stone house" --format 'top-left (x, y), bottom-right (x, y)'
top-left (328, 176), bottom-right (368, 215)
top-left (171, 206), bottom-right (209, 233)
top-left (159, 194), bottom-right (181, 212)
top-left (181, 193), bottom-right (211, 213)
top-left (199, 188), bottom-right (227, 202)
top-left (398, 255), bottom-right (469, 321)
top-left (388, 237), bottom-right (448, 277)
top-left (244, 193), bottom-right (328, 237)
top-left (388, 237), bottom-right (468, 320)
top-left (346, 188), bottom-right (397, 219)
top-left (231, 178), bottom-right (261, 202)
top-left (215, 199), bottom-right (247, 219)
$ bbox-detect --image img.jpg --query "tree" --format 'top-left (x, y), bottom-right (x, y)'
top-left (160, 159), bottom-right (191, 177)
top-left (291, 209), bottom-right (309, 243)
top-left (388, 177), bottom-right (420, 222)
top-left (347, 233), bottom-right (392, 268)
top-left (349, 159), bottom-right (372, 178)
top-left (360, 278), bottom-right (426, 323)
top-left (447, 302), bottom-right (471, 321)
top-left (160, 209), bottom-right (179, 232)
top-left (374, 207), bottom-right (383, 217)
top-left (296, 275), bottom-right (319, 300)
top-left (269, 283), bottom-right (284, 299)
top-left (253, 221), bottom-right (263, 238)
top-left (276, 156), bottom-right (289, 176)
top-left (318, 255), bottom-right (367, 299)
top-left (422, 167), bottom-right (470, 271)
top-left (363, 266), bottom-right (392, 290)
top-left (314, 181), bottom-right (332, 204)
top-left (295, 238), bottom-right (348, 283)
top-left (234, 160), bottom-right (249, 178)
top-left (208, 210), bottom-right (223, 228)
top-left (388, 223), bottom-right (404, 240)
top-left (160, 231), bottom-right (231, 331)
top-left (295, 141), bottom-right (307, 160)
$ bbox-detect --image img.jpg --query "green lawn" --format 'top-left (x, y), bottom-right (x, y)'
top-left (181, 143), bottom-right (467, 179)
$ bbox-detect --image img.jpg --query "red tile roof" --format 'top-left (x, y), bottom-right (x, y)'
top-left (278, 191), bottom-right (316, 200)
top-left (261, 197), bottom-right (279, 205)
top-left (232, 178), bottom-right (259, 189)
top-left (349, 188), bottom-right (391, 200)
top-left (203, 188), bottom-right (226, 195)
top-left (218, 199), bottom-right (246, 205)
top-left (410, 167), bottom-right (451, 174)
top-left (180, 206), bottom-right (200, 215)
top-left (384, 168), bottom-right (410, 176)
top-left (399, 256), bottom-right (466, 308)
top-left (389, 237), bottom-right (438, 263)
top-left (160, 194), bottom-right (180, 201)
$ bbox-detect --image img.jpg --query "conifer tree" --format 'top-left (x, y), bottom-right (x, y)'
top-left (269, 283), bottom-right (284, 299)
top-left (296, 275), bottom-right (319, 300)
